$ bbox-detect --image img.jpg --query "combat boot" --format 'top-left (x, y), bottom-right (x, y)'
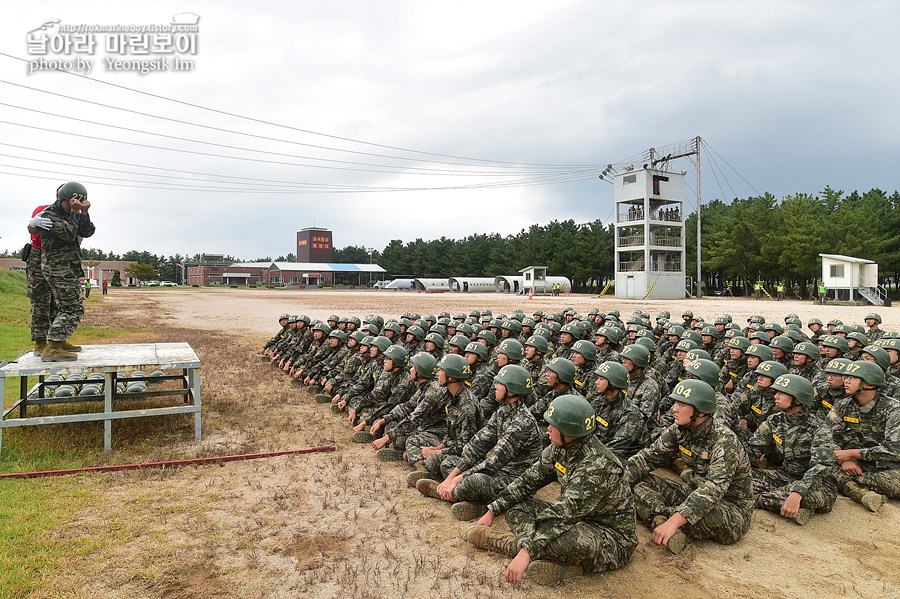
top-left (525, 560), bottom-right (584, 586)
top-left (406, 463), bottom-right (429, 487)
top-left (465, 525), bottom-right (517, 557)
top-left (415, 479), bottom-right (442, 499)
top-left (843, 482), bottom-right (884, 512)
top-left (41, 340), bottom-right (78, 362)
top-left (376, 448), bottom-right (404, 462)
top-left (308, 384), bottom-right (322, 394)
top-left (451, 501), bottom-right (488, 521)
top-left (793, 507), bottom-right (815, 526)
top-left (653, 515), bottom-right (688, 555)
top-left (60, 339), bottom-right (81, 352)
top-left (33, 340), bottom-right (47, 356)
top-left (351, 431), bottom-right (375, 443)
top-left (315, 393), bottom-right (333, 404)
top-left (330, 403), bottom-right (344, 414)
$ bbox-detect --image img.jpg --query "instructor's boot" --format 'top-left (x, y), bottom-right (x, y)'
top-left (33, 340), bottom-right (47, 356)
top-left (60, 339), bottom-right (82, 352)
top-left (415, 479), bottom-right (442, 500)
top-left (450, 502), bottom-right (488, 521)
top-left (41, 340), bottom-right (78, 362)
top-left (465, 525), bottom-right (517, 557)
top-left (525, 560), bottom-right (584, 586)
top-left (844, 482), bottom-right (884, 513)
top-left (376, 448), bottom-right (405, 462)
top-left (653, 515), bottom-right (688, 555)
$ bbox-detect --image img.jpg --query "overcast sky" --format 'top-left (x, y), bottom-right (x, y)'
top-left (3, 1), bottom-right (899, 261)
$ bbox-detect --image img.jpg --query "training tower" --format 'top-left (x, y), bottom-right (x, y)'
top-left (614, 168), bottom-right (686, 299)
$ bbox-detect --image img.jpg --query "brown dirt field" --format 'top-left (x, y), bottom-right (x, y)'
top-left (26, 289), bottom-right (900, 598)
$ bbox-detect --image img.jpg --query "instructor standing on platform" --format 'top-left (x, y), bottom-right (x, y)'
top-left (32, 182), bottom-right (96, 362)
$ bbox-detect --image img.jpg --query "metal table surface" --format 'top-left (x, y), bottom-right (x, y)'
top-left (0, 343), bottom-right (201, 452)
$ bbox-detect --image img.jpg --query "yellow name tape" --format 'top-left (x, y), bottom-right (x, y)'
top-left (751, 406), bottom-right (762, 415)
top-left (822, 400), bottom-right (833, 410)
top-left (773, 433), bottom-right (782, 445)
top-left (844, 416), bottom-right (860, 424)
top-left (597, 417), bottom-right (609, 427)
top-left (554, 462), bottom-right (566, 474)
top-left (679, 445), bottom-right (692, 457)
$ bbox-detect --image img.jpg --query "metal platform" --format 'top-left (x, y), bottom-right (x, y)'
top-left (0, 343), bottom-right (201, 453)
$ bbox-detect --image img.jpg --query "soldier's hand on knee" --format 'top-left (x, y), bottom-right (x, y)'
top-left (780, 492), bottom-right (802, 519)
top-left (841, 460), bottom-right (863, 476)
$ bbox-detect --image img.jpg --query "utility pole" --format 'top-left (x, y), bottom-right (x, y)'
top-left (695, 135), bottom-right (701, 298)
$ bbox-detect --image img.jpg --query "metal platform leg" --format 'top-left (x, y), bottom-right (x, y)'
top-left (104, 372), bottom-right (113, 451)
top-left (191, 367), bottom-right (201, 440)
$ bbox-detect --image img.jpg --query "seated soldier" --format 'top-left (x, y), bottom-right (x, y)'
top-left (315, 331), bottom-right (365, 402)
top-left (416, 354), bottom-right (483, 487)
top-left (747, 374), bottom-right (838, 525)
top-left (591, 361), bottom-right (649, 460)
top-left (351, 344), bottom-right (417, 441)
top-left (529, 357), bottom-right (580, 424)
top-left (830, 361), bottom-right (900, 512)
top-left (738, 360), bottom-right (788, 438)
top-left (626, 379), bottom-right (754, 555)
top-left (522, 334), bottom-right (550, 396)
top-left (720, 336), bottom-right (750, 396)
top-left (621, 344), bottom-right (663, 432)
top-left (789, 341), bottom-right (821, 382)
top-left (481, 339), bottom-right (525, 418)
top-left (370, 353), bottom-right (446, 464)
top-left (259, 313), bottom-right (290, 358)
top-left (466, 395), bottom-right (637, 585)
top-left (417, 365), bottom-right (543, 521)
top-left (814, 358), bottom-right (852, 416)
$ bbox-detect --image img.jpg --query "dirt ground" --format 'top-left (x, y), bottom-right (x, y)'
top-left (29, 289), bottom-right (900, 598)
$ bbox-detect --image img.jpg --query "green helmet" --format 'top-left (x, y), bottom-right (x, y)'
top-left (361, 323), bottom-right (380, 336)
top-left (494, 364), bottom-right (533, 396)
top-left (438, 311), bottom-right (452, 320)
top-left (414, 319), bottom-right (430, 330)
top-left (298, 315), bottom-right (312, 325)
top-left (437, 353), bottom-right (472, 381)
top-left (750, 331), bottom-right (771, 344)
top-left (771, 374), bottom-right (814, 405)
top-left (821, 335), bottom-right (849, 354)
top-left (424, 332), bottom-right (444, 346)
top-left (700, 325), bottom-right (720, 339)
top-left (287, 314), bottom-right (300, 324)
top-left (785, 316), bottom-right (802, 327)
top-left (657, 310), bottom-right (671, 320)
top-left (769, 336), bottom-right (795, 353)
top-left (384, 344), bottom-right (409, 368)
top-left (593, 360), bottom-right (628, 389)
top-left (464, 341), bottom-right (489, 361)
top-left (407, 325), bottom-right (426, 341)
top-left (548, 321), bottom-right (562, 334)
top-left (675, 339), bottom-right (699, 353)
top-left (328, 314), bottom-right (340, 323)
top-left (410, 352), bottom-right (438, 379)
top-left (755, 360), bottom-right (788, 378)
top-left (635, 337), bottom-right (657, 352)
top-left (597, 326), bottom-right (620, 343)
top-left (313, 322), bottom-right (331, 334)
top-left (845, 360), bottom-right (885, 386)
top-left (808, 318), bottom-right (823, 327)
top-left (477, 330), bottom-right (497, 345)
top-left (525, 335), bottom-right (549, 354)
top-left (360, 335), bottom-right (375, 347)
top-left (666, 325), bottom-right (685, 338)
top-left (57, 181), bottom-right (88, 201)
top-left (502, 319), bottom-right (523, 335)
top-left (620, 344), bottom-right (650, 368)
top-left (681, 330), bottom-right (703, 345)
top-left (348, 316), bottom-right (362, 328)
top-left (684, 348), bottom-right (712, 363)
top-left (349, 330), bottom-right (366, 344)
top-left (571, 339), bottom-right (597, 362)
top-left (783, 330), bottom-right (805, 343)
top-left (424, 314), bottom-right (437, 324)
top-left (847, 331), bottom-right (869, 347)
top-left (865, 313), bottom-right (883, 324)
top-left (372, 336), bottom-right (392, 353)
top-left (279, 313), bottom-right (290, 321)
top-left (497, 339), bottom-right (525, 361)
top-left (824, 357), bottom-right (853, 375)
top-left (544, 394), bottom-right (596, 437)
top-left (669, 379), bottom-right (716, 414)
top-left (546, 357), bottom-right (576, 385)
top-left (687, 358), bottom-right (720, 386)
top-left (791, 341), bottom-right (819, 361)
top-left (728, 336), bottom-right (751, 353)
top-left (328, 329), bottom-right (348, 343)
top-left (384, 322), bottom-right (402, 335)
top-left (448, 334), bottom-right (470, 352)
top-left (764, 322), bottom-right (784, 335)
top-left (429, 324), bottom-right (447, 338)
top-left (560, 323), bottom-right (579, 338)
top-left (745, 343), bottom-right (774, 362)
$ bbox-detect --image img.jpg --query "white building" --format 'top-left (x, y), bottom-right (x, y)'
top-left (614, 168), bottom-right (686, 299)
top-left (818, 254), bottom-right (885, 305)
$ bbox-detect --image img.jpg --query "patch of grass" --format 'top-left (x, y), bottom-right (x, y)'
top-left (0, 271), bottom-right (29, 325)
top-left (0, 477), bottom-right (92, 599)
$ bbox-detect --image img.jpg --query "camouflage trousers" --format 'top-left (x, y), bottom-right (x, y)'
top-left (752, 468), bottom-right (838, 513)
top-left (26, 252), bottom-right (56, 341)
top-left (389, 424), bottom-right (447, 466)
top-left (506, 499), bottom-right (637, 573)
top-left (422, 452), bottom-right (516, 502)
top-left (44, 271), bottom-right (83, 342)
top-left (406, 431), bottom-right (444, 468)
top-left (834, 466), bottom-right (900, 498)
top-left (423, 450), bottom-right (460, 480)
top-left (632, 473), bottom-right (752, 544)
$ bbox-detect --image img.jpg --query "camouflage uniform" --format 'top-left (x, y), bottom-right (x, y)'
top-left (627, 369), bottom-right (663, 431)
top-left (487, 435), bottom-right (638, 573)
top-left (596, 346), bottom-right (621, 364)
top-left (720, 359), bottom-right (748, 396)
top-left (573, 363), bottom-right (598, 402)
top-left (523, 356), bottom-right (547, 396)
top-left (471, 364), bottom-right (499, 416)
top-left (423, 385), bottom-right (482, 478)
top-left (553, 344), bottom-right (574, 362)
top-left (789, 361), bottom-right (821, 384)
top-left (355, 367), bottom-right (415, 424)
top-left (829, 392), bottom-right (900, 498)
top-left (308, 344), bottom-right (348, 381)
top-left (386, 380), bottom-right (448, 464)
top-left (341, 358), bottom-right (382, 410)
top-left (442, 399), bottom-right (543, 502)
top-left (747, 410), bottom-right (838, 513)
top-left (325, 348), bottom-right (365, 390)
top-left (26, 242), bottom-right (57, 342)
top-left (529, 385), bottom-right (580, 425)
top-left (867, 328), bottom-right (885, 344)
top-left (38, 199), bottom-right (95, 341)
top-left (813, 383), bottom-right (844, 417)
top-left (263, 323), bottom-right (290, 352)
top-left (735, 384), bottom-right (778, 436)
top-left (626, 418), bottom-right (754, 544)
top-left (590, 390), bottom-right (649, 460)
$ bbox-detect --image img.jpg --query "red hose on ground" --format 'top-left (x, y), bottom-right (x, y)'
top-left (0, 444), bottom-right (337, 479)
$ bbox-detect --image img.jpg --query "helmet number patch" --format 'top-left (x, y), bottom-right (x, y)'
top-left (673, 383), bottom-right (691, 398)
